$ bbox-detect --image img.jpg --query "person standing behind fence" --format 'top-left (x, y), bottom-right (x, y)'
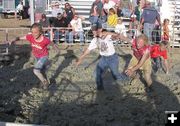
top-left (129, 14), bottom-right (140, 38)
top-left (10, 23), bottom-right (59, 89)
top-left (162, 19), bottom-right (170, 42)
top-left (89, 0), bottom-right (104, 37)
top-left (16, 1), bottom-right (24, 20)
top-left (140, 0), bottom-right (161, 44)
top-left (39, 14), bottom-right (51, 39)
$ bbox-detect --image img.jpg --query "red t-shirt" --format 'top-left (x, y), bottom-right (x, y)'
top-left (150, 44), bottom-right (167, 59)
top-left (132, 39), bottom-right (151, 60)
top-left (26, 34), bottom-right (50, 58)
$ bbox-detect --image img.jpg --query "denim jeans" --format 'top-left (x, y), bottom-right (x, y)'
top-left (95, 54), bottom-right (125, 88)
top-left (34, 56), bottom-right (49, 70)
top-left (152, 57), bottom-right (162, 73)
top-left (89, 16), bottom-right (105, 30)
top-left (144, 23), bottom-right (155, 44)
top-left (54, 30), bottom-right (63, 44)
top-left (54, 30), bottom-right (68, 44)
top-left (68, 31), bottom-right (84, 43)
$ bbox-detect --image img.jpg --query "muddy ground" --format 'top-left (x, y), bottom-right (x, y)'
top-left (0, 18), bottom-right (180, 126)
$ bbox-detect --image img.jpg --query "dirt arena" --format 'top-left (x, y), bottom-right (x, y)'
top-left (0, 18), bottom-right (180, 126)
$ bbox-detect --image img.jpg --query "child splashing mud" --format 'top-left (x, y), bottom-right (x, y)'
top-left (10, 23), bottom-right (59, 89)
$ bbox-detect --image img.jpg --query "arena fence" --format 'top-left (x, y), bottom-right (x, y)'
top-left (0, 27), bottom-right (177, 48)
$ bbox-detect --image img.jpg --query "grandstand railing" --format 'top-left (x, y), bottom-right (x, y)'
top-left (0, 27), bottom-right (178, 48)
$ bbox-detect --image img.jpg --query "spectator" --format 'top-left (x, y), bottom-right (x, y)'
top-left (16, 1), bottom-right (24, 20)
top-left (39, 14), bottom-right (51, 39)
top-left (128, 14), bottom-right (140, 38)
top-left (106, 8), bottom-right (118, 31)
top-left (151, 41), bottom-right (169, 74)
top-left (89, 0), bottom-right (105, 36)
top-left (49, 2), bottom-right (63, 25)
top-left (68, 14), bottom-right (85, 45)
top-left (103, 0), bottom-right (116, 14)
top-left (51, 13), bottom-right (69, 44)
top-left (64, 2), bottom-right (75, 25)
top-left (140, 0), bottom-right (161, 44)
top-left (134, 0), bottom-right (141, 21)
top-left (115, 1), bottom-right (124, 17)
top-left (162, 19), bottom-right (170, 42)
top-left (115, 18), bottom-right (127, 37)
top-left (121, 2), bottom-right (133, 18)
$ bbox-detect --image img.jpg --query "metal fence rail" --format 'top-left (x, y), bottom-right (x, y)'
top-left (0, 27), bottom-right (179, 47)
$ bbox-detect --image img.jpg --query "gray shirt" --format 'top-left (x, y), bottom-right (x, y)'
top-left (141, 7), bottom-right (160, 24)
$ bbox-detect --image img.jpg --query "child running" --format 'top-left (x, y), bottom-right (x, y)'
top-left (151, 41), bottom-right (169, 74)
top-left (121, 34), bottom-right (153, 93)
top-left (10, 23), bottom-right (59, 89)
top-left (76, 30), bottom-right (127, 90)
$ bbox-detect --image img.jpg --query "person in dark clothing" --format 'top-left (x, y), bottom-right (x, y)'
top-left (51, 13), bottom-right (69, 43)
top-left (39, 14), bottom-right (50, 39)
top-left (64, 2), bottom-right (75, 25)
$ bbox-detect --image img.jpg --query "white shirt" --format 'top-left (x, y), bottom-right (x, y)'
top-left (16, 4), bottom-right (23, 11)
top-left (51, 8), bottom-right (63, 17)
top-left (103, 1), bottom-right (116, 12)
top-left (70, 18), bottom-right (83, 32)
top-left (88, 35), bottom-right (115, 56)
top-left (115, 23), bottom-right (127, 36)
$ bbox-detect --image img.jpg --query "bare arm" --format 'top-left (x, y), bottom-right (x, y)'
top-left (49, 41), bottom-right (60, 52)
top-left (10, 36), bottom-right (26, 44)
top-left (76, 48), bottom-right (91, 66)
top-left (125, 50), bottom-right (150, 76)
top-left (131, 51), bottom-right (150, 71)
top-left (163, 59), bottom-right (169, 74)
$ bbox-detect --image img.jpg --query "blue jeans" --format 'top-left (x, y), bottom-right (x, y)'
top-left (54, 30), bottom-right (68, 44)
top-left (89, 16), bottom-right (105, 30)
top-left (34, 56), bottom-right (49, 70)
top-left (68, 31), bottom-right (84, 43)
top-left (152, 57), bottom-right (162, 73)
top-left (144, 23), bottom-right (155, 44)
top-left (95, 54), bottom-right (125, 88)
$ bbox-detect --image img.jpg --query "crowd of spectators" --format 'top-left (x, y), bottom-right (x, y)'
top-left (37, 0), bottom-right (169, 45)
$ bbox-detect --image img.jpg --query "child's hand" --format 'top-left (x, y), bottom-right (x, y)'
top-left (166, 71), bottom-right (170, 75)
top-left (125, 69), bottom-right (134, 77)
top-left (53, 44), bottom-right (60, 53)
top-left (75, 58), bottom-right (82, 67)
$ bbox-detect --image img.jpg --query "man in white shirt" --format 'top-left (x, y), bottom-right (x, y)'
top-left (51, 2), bottom-right (63, 17)
top-left (68, 14), bottom-right (85, 44)
top-left (76, 30), bottom-right (128, 90)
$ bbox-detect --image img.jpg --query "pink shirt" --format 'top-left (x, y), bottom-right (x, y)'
top-left (26, 34), bottom-right (50, 58)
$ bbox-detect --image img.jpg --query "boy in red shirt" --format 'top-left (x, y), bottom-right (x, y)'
top-left (10, 23), bottom-right (59, 89)
top-left (151, 41), bottom-right (169, 74)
